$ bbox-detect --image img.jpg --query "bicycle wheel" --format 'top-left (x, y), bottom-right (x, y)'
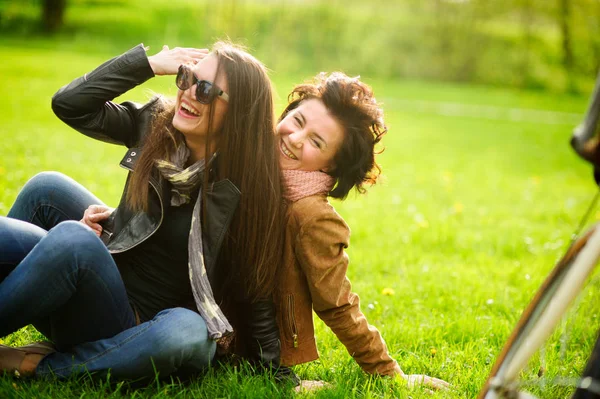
top-left (479, 223), bottom-right (600, 399)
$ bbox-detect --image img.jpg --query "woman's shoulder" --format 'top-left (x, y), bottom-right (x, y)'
top-left (289, 195), bottom-right (348, 232)
top-left (290, 194), bottom-right (335, 217)
top-left (142, 94), bottom-right (167, 113)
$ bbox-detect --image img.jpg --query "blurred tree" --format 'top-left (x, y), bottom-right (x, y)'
top-left (579, 0), bottom-right (600, 74)
top-left (42, 0), bottom-right (66, 32)
top-left (558, 0), bottom-right (573, 74)
top-left (592, 1), bottom-right (600, 73)
top-left (518, 0), bottom-right (534, 86)
top-left (0, 0), bottom-right (595, 91)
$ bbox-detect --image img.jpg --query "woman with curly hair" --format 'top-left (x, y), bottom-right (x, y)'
top-left (274, 72), bottom-right (449, 390)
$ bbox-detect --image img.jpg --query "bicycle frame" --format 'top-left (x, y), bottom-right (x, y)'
top-left (572, 71), bottom-right (600, 164)
top-left (479, 224), bottom-right (600, 398)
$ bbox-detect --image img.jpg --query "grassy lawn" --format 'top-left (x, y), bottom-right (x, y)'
top-left (1, 2), bottom-right (600, 398)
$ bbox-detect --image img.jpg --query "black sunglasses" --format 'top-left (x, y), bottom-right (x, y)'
top-left (175, 64), bottom-right (229, 104)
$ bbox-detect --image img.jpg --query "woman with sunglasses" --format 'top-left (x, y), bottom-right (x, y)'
top-left (0, 43), bottom-right (294, 383)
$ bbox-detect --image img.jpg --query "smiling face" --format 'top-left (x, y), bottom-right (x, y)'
top-left (172, 54), bottom-right (229, 145)
top-left (276, 98), bottom-right (344, 172)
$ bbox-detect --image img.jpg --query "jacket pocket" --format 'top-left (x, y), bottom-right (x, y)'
top-left (286, 294), bottom-right (299, 348)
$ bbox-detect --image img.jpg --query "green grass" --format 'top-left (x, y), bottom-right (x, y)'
top-left (2, 2), bottom-right (600, 398)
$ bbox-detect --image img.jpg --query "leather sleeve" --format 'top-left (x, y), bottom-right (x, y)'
top-left (51, 44), bottom-right (156, 148)
top-left (295, 209), bottom-right (402, 376)
top-left (240, 299), bottom-right (300, 385)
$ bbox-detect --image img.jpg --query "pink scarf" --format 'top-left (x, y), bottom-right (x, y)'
top-left (282, 170), bottom-right (336, 202)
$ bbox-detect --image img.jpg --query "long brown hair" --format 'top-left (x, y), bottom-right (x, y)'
top-left (126, 42), bottom-right (284, 301)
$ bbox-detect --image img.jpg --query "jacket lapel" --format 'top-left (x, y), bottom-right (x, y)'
top-left (202, 179), bottom-right (241, 282)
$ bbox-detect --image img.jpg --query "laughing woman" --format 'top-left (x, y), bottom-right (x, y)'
top-left (0, 43), bottom-right (290, 381)
top-left (274, 72), bottom-right (449, 390)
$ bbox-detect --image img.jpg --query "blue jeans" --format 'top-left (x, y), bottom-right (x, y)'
top-left (1, 172), bottom-right (215, 379)
top-left (37, 307), bottom-right (216, 380)
top-left (0, 218), bottom-right (136, 349)
top-left (8, 171), bottom-right (105, 230)
top-left (2, 171), bottom-right (134, 349)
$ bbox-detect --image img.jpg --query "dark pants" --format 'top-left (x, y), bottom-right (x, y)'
top-left (1, 172), bottom-right (215, 379)
top-left (2, 171), bottom-right (136, 349)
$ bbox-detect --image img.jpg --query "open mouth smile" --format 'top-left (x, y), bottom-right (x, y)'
top-left (179, 100), bottom-right (201, 118)
top-left (280, 139), bottom-right (298, 160)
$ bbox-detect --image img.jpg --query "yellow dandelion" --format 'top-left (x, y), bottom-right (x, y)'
top-left (430, 348), bottom-right (437, 356)
top-left (382, 288), bottom-right (395, 296)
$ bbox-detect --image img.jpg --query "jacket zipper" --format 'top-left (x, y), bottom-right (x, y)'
top-left (109, 165), bottom-right (164, 254)
top-left (287, 294), bottom-right (299, 348)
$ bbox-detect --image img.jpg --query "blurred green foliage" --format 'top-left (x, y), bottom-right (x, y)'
top-left (0, 0), bottom-right (598, 92)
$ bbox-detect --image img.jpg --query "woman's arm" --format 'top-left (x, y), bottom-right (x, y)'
top-left (51, 44), bottom-right (206, 148)
top-left (295, 209), bottom-right (450, 390)
top-left (295, 209), bottom-right (401, 376)
top-left (51, 44), bottom-right (155, 147)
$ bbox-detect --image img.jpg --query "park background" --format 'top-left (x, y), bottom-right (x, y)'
top-left (1, 0), bottom-right (600, 397)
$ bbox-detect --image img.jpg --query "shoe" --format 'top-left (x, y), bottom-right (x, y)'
top-left (0, 342), bottom-right (56, 377)
top-left (20, 341), bottom-right (56, 352)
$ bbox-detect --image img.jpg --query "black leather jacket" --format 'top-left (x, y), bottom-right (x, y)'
top-left (51, 44), bottom-right (294, 380)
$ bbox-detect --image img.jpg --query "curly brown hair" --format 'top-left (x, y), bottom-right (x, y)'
top-left (279, 72), bottom-right (386, 199)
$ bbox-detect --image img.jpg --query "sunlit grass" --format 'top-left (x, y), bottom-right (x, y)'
top-left (1, 3), bottom-right (600, 398)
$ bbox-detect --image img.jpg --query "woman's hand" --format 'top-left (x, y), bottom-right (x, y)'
top-left (401, 373), bottom-right (450, 391)
top-left (80, 205), bottom-right (114, 237)
top-left (147, 45), bottom-right (209, 76)
top-left (293, 380), bottom-right (331, 393)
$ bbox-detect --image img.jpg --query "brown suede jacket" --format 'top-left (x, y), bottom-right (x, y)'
top-left (274, 194), bottom-right (402, 376)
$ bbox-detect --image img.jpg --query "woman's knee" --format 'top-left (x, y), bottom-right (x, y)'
top-left (153, 308), bottom-right (216, 360)
top-left (48, 221), bottom-right (98, 243)
top-left (0, 216), bottom-right (46, 257)
top-left (43, 221), bottom-right (107, 267)
top-left (18, 172), bottom-right (71, 201)
top-left (0, 217), bottom-right (46, 278)
top-left (6, 221), bottom-right (109, 289)
top-left (9, 172), bottom-right (72, 221)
